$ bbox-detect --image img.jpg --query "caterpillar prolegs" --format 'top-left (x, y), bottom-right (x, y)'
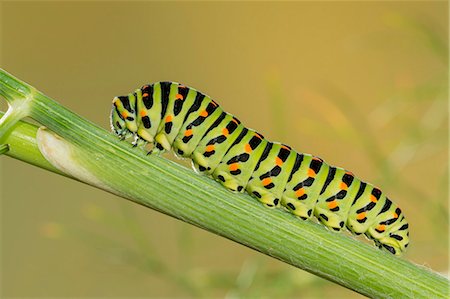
top-left (110, 81), bottom-right (410, 255)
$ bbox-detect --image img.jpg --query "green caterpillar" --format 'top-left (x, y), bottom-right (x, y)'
top-left (110, 81), bottom-right (409, 255)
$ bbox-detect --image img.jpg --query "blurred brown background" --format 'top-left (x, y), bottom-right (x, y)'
top-left (1, 1), bottom-right (448, 298)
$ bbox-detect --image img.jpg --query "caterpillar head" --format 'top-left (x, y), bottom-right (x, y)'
top-left (110, 94), bottom-right (139, 140)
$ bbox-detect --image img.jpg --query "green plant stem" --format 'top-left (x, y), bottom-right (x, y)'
top-left (0, 111), bottom-right (65, 175)
top-left (0, 143), bottom-right (9, 155)
top-left (0, 69), bottom-right (449, 298)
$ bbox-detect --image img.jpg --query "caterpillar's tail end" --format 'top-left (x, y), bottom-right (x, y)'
top-left (367, 218), bottom-right (410, 256)
top-left (376, 236), bottom-right (409, 256)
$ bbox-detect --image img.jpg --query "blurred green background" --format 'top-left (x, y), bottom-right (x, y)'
top-left (1, 1), bottom-right (448, 298)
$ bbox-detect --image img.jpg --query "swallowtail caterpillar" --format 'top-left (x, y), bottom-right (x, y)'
top-left (110, 82), bottom-right (409, 255)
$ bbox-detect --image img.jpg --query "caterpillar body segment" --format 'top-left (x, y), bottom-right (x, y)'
top-left (191, 113), bottom-right (245, 175)
top-left (214, 129), bottom-right (269, 192)
top-left (110, 81), bottom-right (410, 255)
top-left (173, 93), bottom-right (222, 157)
top-left (313, 168), bottom-right (359, 231)
top-left (246, 143), bottom-right (296, 208)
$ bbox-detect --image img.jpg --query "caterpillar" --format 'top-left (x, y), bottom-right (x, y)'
top-left (110, 81), bottom-right (409, 255)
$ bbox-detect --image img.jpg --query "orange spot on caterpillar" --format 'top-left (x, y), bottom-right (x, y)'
top-left (229, 163), bottom-right (239, 171)
top-left (121, 111), bottom-right (128, 118)
top-left (200, 110), bottom-right (208, 117)
top-left (275, 157), bottom-right (283, 166)
top-left (393, 212), bottom-right (399, 219)
top-left (295, 188), bottom-right (305, 197)
top-left (184, 129), bottom-right (193, 137)
top-left (308, 168), bottom-right (316, 178)
top-left (345, 171), bottom-right (354, 176)
top-left (377, 224), bottom-right (386, 232)
top-left (245, 144), bottom-right (252, 153)
top-left (340, 182), bottom-right (348, 190)
top-left (211, 101), bottom-right (218, 107)
top-left (165, 115), bottom-right (173, 123)
top-left (255, 133), bottom-right (263, 139)
top-left (222, 128), bottom-right (229, 136)
top-left (262, 177), bottom-right (272, 186)
top-left (143, 93), bottom-right (149, 97)
top-left (140, 110), bottom-right (147, 117)
top-left (205, 145), bottom-right (215, 152)
top-left (312, 156), bottom-right (323, 162)
top-left (356, 212), bottom-right (366, 220)
top-left (175, 94), bottom-right (184, 100)
top-left (328, 200), bottom-right (338, 209)
top-left (281, 145), bottom-right (290, 150)
top-left (370, 195), bottom-right (378, 203)
top-left (232, 118), bottom-right (239, 124)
